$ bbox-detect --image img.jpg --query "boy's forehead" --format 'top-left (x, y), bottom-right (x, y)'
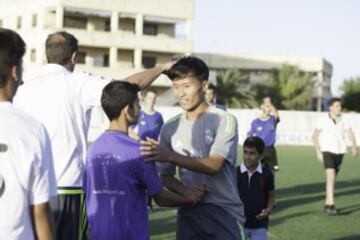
top-left (172, 75), bottom-right (202, 85)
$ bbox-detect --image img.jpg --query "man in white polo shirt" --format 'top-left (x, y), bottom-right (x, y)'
top-left (312, 97), bottom-right (358, 215)
top-left (0, 28), bottom-right (57, 240)
top-left (13, 31), bottom-right (172, 240)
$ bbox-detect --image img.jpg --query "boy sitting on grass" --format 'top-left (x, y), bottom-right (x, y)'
top-left (83, 81), bottom-right (205, 240)
top-left (237, 137), bottom-right (275, 240)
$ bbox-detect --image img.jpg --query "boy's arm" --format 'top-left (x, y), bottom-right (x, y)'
top-left (255, 191), bottom-right (275, 220)
top-left (153, 183), bottom-right (205, 207)
top-left (124, 62), bottom-right (174, 89)
top-left (347, 128), bottom-right (358, 158)
top-left (30, 202), bottom-right (55, 240)
top-left (312, 128), bottom-right (323, 163)
top-left (142, 141), bottom-right (225, 175)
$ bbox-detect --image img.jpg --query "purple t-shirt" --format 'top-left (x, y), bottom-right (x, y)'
top-left (83, 131), bottom-right (163, 240)
top-left (248, 115), bottom-right (279, 147)
top-left (136, 111), bottom-right (164, 140)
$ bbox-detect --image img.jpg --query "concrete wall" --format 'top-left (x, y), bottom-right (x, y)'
top-left (88, 107), bottom-right (360, 147)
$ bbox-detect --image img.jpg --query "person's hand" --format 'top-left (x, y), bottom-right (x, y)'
top-left (316, 150), bottom-right (323, 163)
top-left (255, 208), bottom-right (271, 220)
top-left (351, 147), bottom-right (358, 159)
top-left (140, 138), bottom-right (173, 162)
top-left (183, 184), bottom-right (207, 207)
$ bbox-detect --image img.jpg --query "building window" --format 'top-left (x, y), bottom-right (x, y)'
top-left (105, 18), bottom-right (111, 32)
top-left (142, 56), bottom-right (156, 68)
top-left (143, 23), bottom-right (158, 36)
top-left (76, 51), bottom-right (86, 64)
top-left (32, 14), bottom-right (37, 27)
top-left (93, 54), bottom-right (109, 67)
top-left (30, 49), bottom-right (36, 62)
top-left (64, 16), bottom-right (87, 29)
top-left (16, 16), bottom-right (22, 29)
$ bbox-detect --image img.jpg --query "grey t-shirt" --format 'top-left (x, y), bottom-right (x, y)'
top-left (157, 106), bottom-right (245, 223)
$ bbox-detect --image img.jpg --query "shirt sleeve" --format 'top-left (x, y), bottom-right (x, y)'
top-left (210, 113), bottom-right (238, 165)
top-left (248, 119), bottom-right (256, 136)
top-left (156, 125), bottom-right (177, 176)
top-left (73, 71), bottom-right (112, 110)
top-left (135, 158), bottom-right (163, 196)
top-left (29, 125), bottom-right (57, 205)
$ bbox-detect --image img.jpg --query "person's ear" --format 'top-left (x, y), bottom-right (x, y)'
top-left (70, 52), bottom-right (77, 65)
top-left (202, 80), bottom-right (208, 91)
top-left (9, 66), bottom-right (17, 81)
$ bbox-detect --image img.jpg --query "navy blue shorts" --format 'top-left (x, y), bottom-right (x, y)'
top-left (176, 203), bottom-right (244, 240)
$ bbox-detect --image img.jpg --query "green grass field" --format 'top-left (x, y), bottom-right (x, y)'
top-left (149, 145), bottom-right (360, 240)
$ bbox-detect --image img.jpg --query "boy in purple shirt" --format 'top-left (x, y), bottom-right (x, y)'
top-left (136, 89), bottom-right (164, 140)
top-left (248, 97), bottom-right (280, 172)
top-left (83, 81), bottom-right (205, 240)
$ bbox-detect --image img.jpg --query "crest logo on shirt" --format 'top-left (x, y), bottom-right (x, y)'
top-left (256, 126), bottom-right (263, 132)
top-left (204, 129), bottom-right (214, 145)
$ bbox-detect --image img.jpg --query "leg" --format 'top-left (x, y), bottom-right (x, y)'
top-left (325, 169), bottom-right (336, 206)
top-left (50, 187), bottom-right (88, 240)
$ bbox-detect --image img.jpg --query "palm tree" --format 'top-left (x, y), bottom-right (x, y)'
top-left (216, 68), bottom-right (256, 108)
top-left (251, 64), bottom-right (312, 110)
top-left (341, 77), bottom-right (360, 112)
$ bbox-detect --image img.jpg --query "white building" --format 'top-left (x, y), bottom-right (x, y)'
top-left (194, 53), bottom-right (333, 111)
top-left (0, 0), bottom-right (194, 104)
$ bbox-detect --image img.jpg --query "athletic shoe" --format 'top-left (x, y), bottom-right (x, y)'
top-left (273, 165), bottom-right (280, 171)
top-left (325, 205), bottom-right (338, 215)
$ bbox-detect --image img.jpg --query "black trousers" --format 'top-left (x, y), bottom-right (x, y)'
top-left (49, 187), bottom-right (88, 240)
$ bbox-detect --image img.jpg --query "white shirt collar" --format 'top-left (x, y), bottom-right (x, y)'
top-left (43, 64), bottom-right (69, 74)
top-left (240, 162), bottom-right (262, 174)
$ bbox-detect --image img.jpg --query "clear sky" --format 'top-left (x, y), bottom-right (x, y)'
top-left (193, 0), bottom-right (360, 95)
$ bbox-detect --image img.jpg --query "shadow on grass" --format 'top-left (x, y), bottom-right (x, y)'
top-left (276, 179), bottom-right (360, 199)
top-left (332, 235), bottom-right (360, 240)
top-left (337, 204), bottom-right (360, 215)
top-left (276, 187), bottom-right (360, 213)
top-left (270, 211), bottom-right (314, 227)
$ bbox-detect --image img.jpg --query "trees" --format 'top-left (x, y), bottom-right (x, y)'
top-left (251, 64), bottom-right (312, 110)
top-left (216, 68), bottom-right (256, 108)
top-left (215, 65), bottom-right (312, 110)
top-left (341, 77), bottom-right (360, 112)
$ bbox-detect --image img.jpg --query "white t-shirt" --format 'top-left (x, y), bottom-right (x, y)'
top-left (0, 102), bottom-right (56, 240)
top-left (315, 114), bottom-right (351, 154)
top-left (14, 64), bottom-right (111, 187)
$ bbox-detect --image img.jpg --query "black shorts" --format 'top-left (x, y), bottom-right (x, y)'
top-left (322, 152), bottom-right (344, 173)
top-left (261, 146), bottom-right (278, 170)
top-left (50, 187), bottom-right (88, 240)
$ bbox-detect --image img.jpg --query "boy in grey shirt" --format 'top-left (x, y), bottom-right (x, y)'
top-left (141, 56), bottom-right (245, 240)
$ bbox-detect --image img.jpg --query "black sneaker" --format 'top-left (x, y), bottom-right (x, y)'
top-left (324, 205), bottom-right (330, 213)
top-left (325, 205), bottom-right (338, 215)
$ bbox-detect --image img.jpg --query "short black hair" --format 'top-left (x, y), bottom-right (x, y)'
top-left (243, 136), bottom-right (265, 155)
top-left (166, 56), bottom-right (209, 82)
top-left (207, 83), bottom-right (217, 93)
top-left (101, 81), bottom-right (140, 121)
top-left (46, 31), bottom-right (78, 65)
top-left (0, 28), bottom-right (25, 87)
top-left (329, 97), bottom-right (341, 106)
